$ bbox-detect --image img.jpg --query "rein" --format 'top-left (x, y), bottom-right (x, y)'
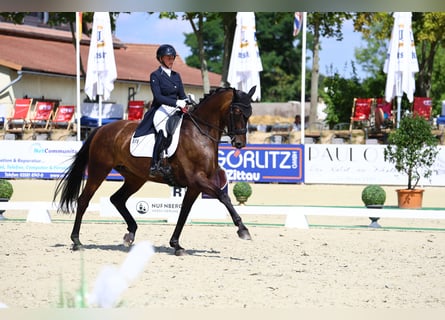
top-left (186, 112), bottom-right (223, 143)
top-left (186, 89), bottom-right (250, 143)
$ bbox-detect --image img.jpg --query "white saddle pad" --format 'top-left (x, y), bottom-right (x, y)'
top-left (130, 117), bottom-right (183, 157)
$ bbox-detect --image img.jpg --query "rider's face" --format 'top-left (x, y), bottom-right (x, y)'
top-left (161, 55), bottom-right (175, 69)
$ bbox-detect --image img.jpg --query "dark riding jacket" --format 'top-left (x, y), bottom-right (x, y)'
top-left (150, 67), bottom-right (187, 109)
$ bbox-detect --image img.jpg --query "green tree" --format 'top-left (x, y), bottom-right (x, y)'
top-left (306, 12), bottom-right (353, 124)
top-left (183, 12), bottom-right (307, 102)
top-left (157, 12), bottom-right (226, 93)
top-left (184, 14), bottom-right (226, 75)
top-left (321, 68), bottom-right (365, 128)
top-left (255, 12), bottom-right (305, 102)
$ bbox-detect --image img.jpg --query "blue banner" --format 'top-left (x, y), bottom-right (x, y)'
top-left (218, 144), bottom-right (304, 183)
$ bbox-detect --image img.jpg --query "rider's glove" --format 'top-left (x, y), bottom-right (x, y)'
top-left (176, 99), bottom-right (187, 108)
top-left (176, 99), bottom-right (188, 113)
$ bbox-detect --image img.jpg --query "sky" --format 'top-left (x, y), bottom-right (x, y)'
top-left (115, 12), bottom-right (368, 80)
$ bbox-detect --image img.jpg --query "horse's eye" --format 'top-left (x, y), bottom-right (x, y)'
top-left (232, 108), bottom-right (242, 115)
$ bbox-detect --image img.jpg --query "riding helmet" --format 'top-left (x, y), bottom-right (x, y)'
top-left (156, 44), bottom-right (177, 62)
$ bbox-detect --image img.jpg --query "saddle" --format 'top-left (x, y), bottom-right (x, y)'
top-left (130, 109), bottom-right (184, 158)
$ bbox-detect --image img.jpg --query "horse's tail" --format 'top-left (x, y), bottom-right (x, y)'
top-left (53, 128), bottom-right (99, 214)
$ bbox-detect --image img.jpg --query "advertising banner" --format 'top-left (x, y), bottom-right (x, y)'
top-left (305, 144), bottom-right (445, 186)
top-left (218, 144), bottom-right (304, 183)
top-left (0, 140), bottom-right (82, 179)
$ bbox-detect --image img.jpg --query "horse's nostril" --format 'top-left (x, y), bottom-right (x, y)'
top-left (234, 141), bottom-right (244, 149)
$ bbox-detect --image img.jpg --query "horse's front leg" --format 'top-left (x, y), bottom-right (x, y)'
top-left (218, 191), bottom-right (251, 240)
top-left (169, 188), bottom-right (200, 256)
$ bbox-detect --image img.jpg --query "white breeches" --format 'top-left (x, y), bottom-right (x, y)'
top-left (153, 104), bottom-right (176, 137)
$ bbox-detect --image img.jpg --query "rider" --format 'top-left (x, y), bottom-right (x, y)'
top-left (149, 44), bottom-right (188, 177)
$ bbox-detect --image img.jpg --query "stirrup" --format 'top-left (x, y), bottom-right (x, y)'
top-left (149, 163), bottom-right (161, 177)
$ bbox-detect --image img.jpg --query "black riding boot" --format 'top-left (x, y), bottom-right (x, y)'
top-left (149, 131), bottom-right (166, 177)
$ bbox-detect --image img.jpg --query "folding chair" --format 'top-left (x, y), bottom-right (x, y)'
top-left (28, 101), bottom-right (55, 135)
top-left (412, 97), bottom-right (432, 121)
top-left (127, 100), bottom-right (145, 121)
top-left (52, 105), bottom-right (75, 131)
top-left (4, 98), bottom-right (33, 136)
top-left (375, 97), bottom-right (394, 129)
top-left (349, 98), bottom-right (374, 131)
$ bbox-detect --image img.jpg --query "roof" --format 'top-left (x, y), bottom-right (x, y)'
top-left (0, 21), bottom-right (222, 87)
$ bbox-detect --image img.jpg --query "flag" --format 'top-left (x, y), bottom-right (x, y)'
top-left (293, 12), bottom-right (302, 37)
top-left (84, 12), bottom-right (117, 101)
top-left (227, 12), bottom-right (263, 101)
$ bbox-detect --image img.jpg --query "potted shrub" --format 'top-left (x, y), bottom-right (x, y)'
top-left (384, 114), bottom-right (439, 209)
top-left (232, 181), bottom-right (252, 205)
top-left (0, 179), bottom-right (13, 219)
top-left (361, 185), bottom-right (386, 208)
top-left (361, 184), bottom-right (386, 228)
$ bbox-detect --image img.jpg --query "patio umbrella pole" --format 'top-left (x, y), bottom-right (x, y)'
top-left (396, 96), bottom-right (402, 128)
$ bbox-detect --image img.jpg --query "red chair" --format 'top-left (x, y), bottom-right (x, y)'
top-left (52, 105), bottom-right (75, 131)
top-left (349, 98), bottom-right (374, 130)
top-left (5, 98), bottom-right (33, 135)
top-left (28, 101), bottom-right (55, 133)
top-left (127, 100), bottom-right (145, 121)
top-left (412, 97), bottom-right (432, 121)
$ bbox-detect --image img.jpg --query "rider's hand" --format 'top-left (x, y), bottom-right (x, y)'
top-left (176, 99), bottom-right (188, 113)
top-left (176, 99), bottom-right (187, 108)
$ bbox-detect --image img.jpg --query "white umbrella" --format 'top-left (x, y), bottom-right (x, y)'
top-left (84, 12), bottom-right (117, 127)
top-left (227, 12), bottom-right (263, 101)
top-left (384, 12), bottom-right (419, 128)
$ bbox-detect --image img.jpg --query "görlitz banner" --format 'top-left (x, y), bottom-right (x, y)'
top-left (218, 144), bottom-right (304, 183)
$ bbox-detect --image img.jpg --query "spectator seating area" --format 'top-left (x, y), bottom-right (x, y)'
top-left (2, 98), bottom-right (150, 140)
top-left (2, 96), bottom-right (443, 144)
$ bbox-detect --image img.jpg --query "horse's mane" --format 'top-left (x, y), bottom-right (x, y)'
top-left (189, 86), bottom-right (252, 118)
top-left (190, 87), bottom-right (233, 113)
top-left (199, 87), bottom-right (232, 103)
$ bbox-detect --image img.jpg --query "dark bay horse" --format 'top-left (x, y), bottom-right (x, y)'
top-left (54, 86), bottom-right (256, 256)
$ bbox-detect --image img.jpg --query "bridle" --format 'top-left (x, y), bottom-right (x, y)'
top-left (186, 89), bottom-right (251, 143)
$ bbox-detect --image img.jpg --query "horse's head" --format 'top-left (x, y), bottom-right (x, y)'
top-left (227, 86), bottom-right (256, 149)
top-left (187, 86), bottom-right (255, 149)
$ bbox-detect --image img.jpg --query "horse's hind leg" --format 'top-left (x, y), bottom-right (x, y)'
top-left (109, 178), bottom-right (145, 247)
top-left (169, 187), bottom-right (200, 256)
top-left (71, 178), bottom-right (105, 250)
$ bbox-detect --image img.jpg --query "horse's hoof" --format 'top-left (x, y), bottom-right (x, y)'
top-left (237, 229), bottom-right (252, 240)
top-left (72, 243), bottom-right (84, 251)
top-left (123, 232), bottom-right (135, 247)
top-left (175, 248), bottom-right (187, 256)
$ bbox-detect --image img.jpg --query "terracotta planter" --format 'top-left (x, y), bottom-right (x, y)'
top-left (396, 189), bottom-right (424, 209)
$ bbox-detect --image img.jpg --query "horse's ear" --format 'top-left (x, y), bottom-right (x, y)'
top-left (247, 86), bottom-right (256, 99)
